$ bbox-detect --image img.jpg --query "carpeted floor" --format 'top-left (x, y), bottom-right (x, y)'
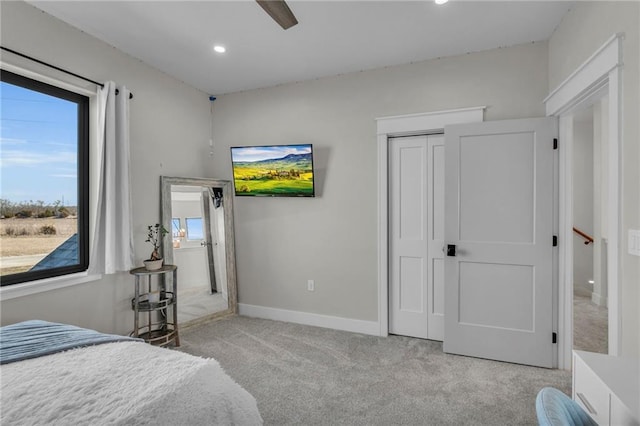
top-left (573, 294), bottom-right (608, 354)
top-left (178, 316), bottom-right (571, 425)
top-left (178, 287), bottom-right (228, 325)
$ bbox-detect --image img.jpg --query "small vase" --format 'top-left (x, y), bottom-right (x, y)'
top-left (143, 258), bottom-right (163, 271)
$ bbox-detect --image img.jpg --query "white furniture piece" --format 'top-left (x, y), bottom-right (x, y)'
top-left (573, 350), bottom-right (639, 426)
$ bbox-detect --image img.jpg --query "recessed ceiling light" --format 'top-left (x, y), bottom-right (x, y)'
top-left (435, 0), bottom-right (449, 4)
top-left (213, 45), bottom-right (226, 54)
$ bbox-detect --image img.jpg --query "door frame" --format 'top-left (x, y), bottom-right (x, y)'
top-left (201, 188), bottom-right (218, 293)
top-left (375, 106), bottom-right (485, 336)
top-left (544, 33), bottom-right (623, 368)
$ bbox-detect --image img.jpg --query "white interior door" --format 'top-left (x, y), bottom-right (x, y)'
top-left (443, 118), bottom-right (557, 368)
top-left (389, 134), bottom-right (444, 340)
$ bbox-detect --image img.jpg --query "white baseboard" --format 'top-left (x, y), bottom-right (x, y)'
top-left (238, 303), bottom-right (381, 336)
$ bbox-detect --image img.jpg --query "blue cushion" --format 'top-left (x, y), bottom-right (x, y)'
top-left (536, 387), bottom-right (598, 426)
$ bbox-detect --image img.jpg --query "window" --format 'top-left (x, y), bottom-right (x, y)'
top-left (171, 218), bottom-right (181, 237)
top-left (0, 70), bottom-right (89, 286)
top-left (185, 217), bottom-right (204, 240)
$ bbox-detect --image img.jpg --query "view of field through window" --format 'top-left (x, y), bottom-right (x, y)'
top-left (0, 79), bottom-right (79, 279)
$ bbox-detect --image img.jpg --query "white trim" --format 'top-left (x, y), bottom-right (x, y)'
top-left (377, 133), bottom-right (389, 337)
top-left (558, 114), bottom-right (574, 371)
top-left (545, 34), bottom-right (623, 116)
top-left (0, 272), bottom-right (102, 300)
top-left (376, 106), bottom-right (486, 136)
top-left (0, 61), bottom-right (98, 97)
top-left (606, 65), bottom-right (622, 357)
top-left (375, 107), bottom-right (485, 337)
top-left (545, 33), bottom-right (624, 368)
top-left (238, 303), bottom-right (380, 336)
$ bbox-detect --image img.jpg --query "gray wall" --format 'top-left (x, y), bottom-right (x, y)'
top-left (0, 1), bottom-right (213, 334)
top-left (548, 1), bottom-right (640, 356)
top-left (209, 42), bottom-right (549, 322)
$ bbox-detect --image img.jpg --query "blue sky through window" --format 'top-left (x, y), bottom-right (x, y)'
top-left (1, 81), bottom-right (78, 206)
top-left (186, 217), bottom-right (204, 240)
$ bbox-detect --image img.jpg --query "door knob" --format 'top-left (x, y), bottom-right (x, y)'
top-left (447, 244), bottom-right (456, 257)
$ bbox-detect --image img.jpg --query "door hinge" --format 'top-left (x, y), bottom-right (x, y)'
top-left (553, 235), bottom-right (558, 247)
top-left (552, 332), bottom-right (557, 344)
top-left (553, 138), bottom-right (558, 150)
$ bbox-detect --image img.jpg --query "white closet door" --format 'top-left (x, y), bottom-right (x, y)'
top-left (427, 135), bottom-right (445, 341)
top-left (443, 117), bottom-right (557, 367)
top-left (389, 134), bottom-right (444, 341)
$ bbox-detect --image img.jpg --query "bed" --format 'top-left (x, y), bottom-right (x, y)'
top-left (0, 320), bottom-right (263, 425)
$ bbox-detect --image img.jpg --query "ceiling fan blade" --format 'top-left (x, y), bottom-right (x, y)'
top-left (256, 0), bottom-right (298, 30)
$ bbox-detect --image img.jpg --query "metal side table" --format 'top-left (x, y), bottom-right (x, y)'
top-left (129, 264), bottom-right (179, 347)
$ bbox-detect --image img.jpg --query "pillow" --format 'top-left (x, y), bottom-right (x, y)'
top-left (535, 387), bottom-right (598, 426)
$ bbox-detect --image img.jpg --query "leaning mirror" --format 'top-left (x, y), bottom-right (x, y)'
top-left (160, 176), bottom-right (237, 326)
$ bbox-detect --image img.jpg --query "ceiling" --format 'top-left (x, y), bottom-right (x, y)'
top-left (29, 1), bottom-right (573, 96)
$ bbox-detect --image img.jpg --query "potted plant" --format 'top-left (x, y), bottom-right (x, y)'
top-left (144, 223), bottom-right (168, 270)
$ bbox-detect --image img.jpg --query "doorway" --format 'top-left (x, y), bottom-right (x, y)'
top-left (376, 106), bottom-right (485, 338)
top-left (545, 33), bottom-right (623, 367)
top-left (383, 115), bottom-right (558, 367)
top-left (388, 134), bottom-right (444, 341)
top-left (571, 101), bottom-right (608, 355)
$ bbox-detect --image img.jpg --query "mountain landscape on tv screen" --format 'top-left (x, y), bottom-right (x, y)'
top-left (232, 152), bottom-right (314, 196)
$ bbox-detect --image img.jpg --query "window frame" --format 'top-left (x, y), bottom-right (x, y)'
top-left (171, 217), bottom-right (181, 237)
top-left (0, 69), bottom-right (90, 286)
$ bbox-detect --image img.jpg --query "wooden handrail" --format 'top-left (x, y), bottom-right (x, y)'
top-left (573, 227), bottom-right (594, 245)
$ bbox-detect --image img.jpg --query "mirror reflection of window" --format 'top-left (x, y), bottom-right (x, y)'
top-left (172, 218), bottom-right (181, 236)
top-left (186, 217), bottom-right (204, 240)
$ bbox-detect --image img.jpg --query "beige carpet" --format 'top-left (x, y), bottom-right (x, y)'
top-left (178, 316), bottom-right (571, 425)
top-left (573, 294), bottom-right (608, 354)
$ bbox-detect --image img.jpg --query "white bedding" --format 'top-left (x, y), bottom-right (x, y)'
top-left (0, 341), bottom-right (262, 425)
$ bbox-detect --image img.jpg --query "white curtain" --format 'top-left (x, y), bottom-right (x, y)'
top-left (89, 81), bottom-right (134, 274)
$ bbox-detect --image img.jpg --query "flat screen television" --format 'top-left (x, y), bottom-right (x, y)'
top-left (230, 144), bottom-right (315, 197)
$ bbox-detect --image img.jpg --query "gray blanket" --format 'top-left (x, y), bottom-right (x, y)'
top-left (0, 320), bottom-right (141, 364)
